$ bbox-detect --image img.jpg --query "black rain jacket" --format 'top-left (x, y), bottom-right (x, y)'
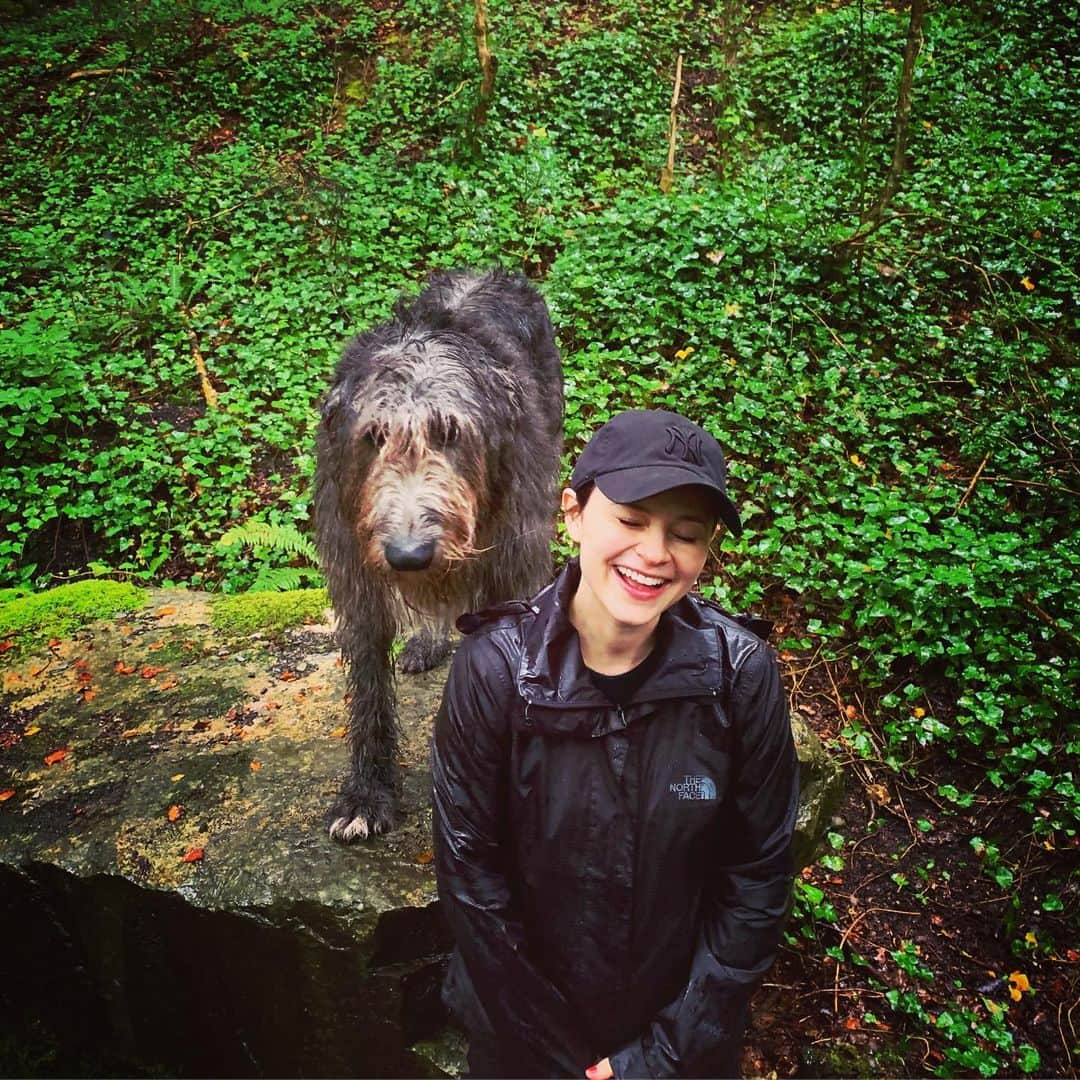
top-left (431, 560), bottom-right (800, 1078)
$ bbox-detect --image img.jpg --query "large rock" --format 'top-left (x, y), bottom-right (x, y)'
top-left (791, 709), bottom-right (844, 869)
top-left (0, 589), bottom-right (840, 1077)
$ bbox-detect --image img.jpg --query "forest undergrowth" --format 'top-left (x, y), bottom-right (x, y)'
top-left (1, 0), bottom-right (1077, 1074)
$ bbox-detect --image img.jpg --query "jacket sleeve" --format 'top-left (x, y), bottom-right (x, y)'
top-left (432, 634), bottom-right (593, 1077)
top-left (608, 640), bottom-right (800, 1079)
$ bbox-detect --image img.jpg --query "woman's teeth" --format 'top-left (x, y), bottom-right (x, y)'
top-left (617, 566), bottom-right (665, 588)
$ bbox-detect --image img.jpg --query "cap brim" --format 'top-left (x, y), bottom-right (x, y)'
top-left (595, 467), bottom-right (743, 537)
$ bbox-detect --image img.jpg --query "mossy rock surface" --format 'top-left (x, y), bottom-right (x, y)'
top-left (210, 587), bottom-right (330, 637)
top-left (0, 587), bottom-right (454, 1078)
top-left (0, 580), bottom-right (147, 650)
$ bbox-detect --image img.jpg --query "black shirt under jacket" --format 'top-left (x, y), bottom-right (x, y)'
top-left (431, 559), bottom-right (800, 1078)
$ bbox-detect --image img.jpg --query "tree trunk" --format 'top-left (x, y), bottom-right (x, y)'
top-left (472, 0), bottom-right (497, 127)
top-left (867, 0), bottom-right (927, 222)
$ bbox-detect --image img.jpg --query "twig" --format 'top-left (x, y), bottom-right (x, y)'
top-left (179, 306), bottom-right (219, 411)
top-left (956, 452), bottom-right (990, 509)
top-left (979, 474), bottom-right (1080, 498)
top-left (1018, 592), bottom-right (1080, 651)
top-left (803, 304), bottom-right (856, 357)
top-left (1060, 999), bottom-right (1078, 1080)
top-left (833, 905), bottom-right (919, 1014)
top-left (659, 53), bottom-right (683, 193)
top-left (67, 66), bottom-right (130, 80)
top-left (184, 185), bottom-right (273, 235)
top-left (472, 0), bottom-right (497, 126)
top-left (433, 78), bottom-right (470, 111)
top-left (892, 781), bottom-right (918, 842)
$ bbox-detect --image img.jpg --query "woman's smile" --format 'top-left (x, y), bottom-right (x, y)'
top-left (613, 563), bottom-right (671, 598)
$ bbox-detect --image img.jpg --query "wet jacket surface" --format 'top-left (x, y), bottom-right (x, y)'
top-left (431, 560), bottom-right (800, 1078)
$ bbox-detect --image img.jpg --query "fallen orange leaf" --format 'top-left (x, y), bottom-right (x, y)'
top-left (250, 760), bottom-right (262, 772)
top-left (80, 688), bottom-right (96, 702)
top-left (0, 789), bottom-right (15, 802)
top-left (182, 848), bottom-right (204, 863)
top-left (149, 641), bottom-right (165, 651)
top-left (158, 678), bottom-right (179, 691)
top-left (155, 606), bottom-right (177, 617)
top-left (114, 660), bottom-right (136, 674)
top-left (45, 748), bottom-right (69, 765)
top-left (278, 670), bottom-right (297, 681)
top-left (141, 665), bottom-right (166, 679)
top-left (77, 670), bottom-right (92, 684)
top-left (844, 704), bottom-right (857, 719)
top-left (843, 1017), bottom-right (859, 1030)
top-left (167, 805), bottom-right (182, 822)
top-left (330, 726), bottom-right (347, 739)
top-left (415, 850), bottom-right (435, 865)
top-left (1008, 972), bottom-right (1031, 1001)
top-left (0, 640), bottom-right (14, 654)
top-left (1020, 275), bottom-right (1035, 291)
top-left (866, 783), bottom-right (890, 805)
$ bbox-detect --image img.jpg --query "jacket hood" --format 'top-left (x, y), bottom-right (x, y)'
top-left (516, 560), bottom-right (724, 736)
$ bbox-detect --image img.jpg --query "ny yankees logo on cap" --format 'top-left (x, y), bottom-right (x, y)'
top-left (664, 426), bottom-right (704, 466)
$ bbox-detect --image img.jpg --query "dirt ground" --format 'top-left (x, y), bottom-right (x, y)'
top-left (741, 594), bottom-right (1080, 1078)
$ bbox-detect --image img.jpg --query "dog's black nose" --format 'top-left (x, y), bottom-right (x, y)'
top-left (384, 538), bottom-right (436, 571)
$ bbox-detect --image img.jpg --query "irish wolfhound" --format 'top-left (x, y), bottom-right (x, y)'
top-left (314, 268), bottom-right (563, 841)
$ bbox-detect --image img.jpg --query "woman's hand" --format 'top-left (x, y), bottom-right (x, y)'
top-left (585, 1058), bottom-right (613, 1079)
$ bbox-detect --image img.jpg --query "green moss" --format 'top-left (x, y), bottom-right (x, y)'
top-left (0, 580), bottom-right (147, 649)
top-left (210, 588), bottom-right (329, 637)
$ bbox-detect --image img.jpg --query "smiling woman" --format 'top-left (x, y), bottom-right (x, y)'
top-left (432, 409), bottom-right (800, 1079)
top-left (562, 485), bottom-right (717, 672)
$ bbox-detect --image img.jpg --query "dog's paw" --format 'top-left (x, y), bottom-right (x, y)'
top-left (398, 630), bottom-right (452, 674)
top-left (327, 782), bottom-right (397, 843)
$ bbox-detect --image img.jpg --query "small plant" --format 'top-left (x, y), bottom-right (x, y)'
top-left (216, 522), bottom-right (323, 592)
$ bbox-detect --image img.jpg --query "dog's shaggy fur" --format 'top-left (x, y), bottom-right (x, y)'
top-left (314, 268), bottom-right (563, 841)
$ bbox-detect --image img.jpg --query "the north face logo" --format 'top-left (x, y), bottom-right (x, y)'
top-left (664, 426), bottom-right (704, 465)
top-left (670, 774), bottom-right (717, 800)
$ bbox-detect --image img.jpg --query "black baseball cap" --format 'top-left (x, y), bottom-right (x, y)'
top-left (570, 409), bottom-right (742, 536)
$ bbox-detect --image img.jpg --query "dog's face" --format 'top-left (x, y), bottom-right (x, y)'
top-left (321, 333), bottom-right (522, 607)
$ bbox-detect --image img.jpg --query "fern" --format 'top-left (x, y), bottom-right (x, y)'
top-left (218, 522), bottom-right (319, 566)
top-left (250, 566), bottom-right (322, 593)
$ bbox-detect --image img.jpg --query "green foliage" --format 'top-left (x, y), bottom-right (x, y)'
top-left (886, 983), bottom-right (1041, 1078)
top-left (217, 521), bottom-right (323, 592)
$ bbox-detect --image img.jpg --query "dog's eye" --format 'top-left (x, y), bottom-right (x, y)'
top-left (433, 417), bottom-right (459, 447)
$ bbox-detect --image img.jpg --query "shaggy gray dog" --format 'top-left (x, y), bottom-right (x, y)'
top-left (314, 268), bottom-right (563, 841)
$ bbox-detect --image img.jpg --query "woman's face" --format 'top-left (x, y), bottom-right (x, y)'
top-left (562, 484), bottom-right (716, 633)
